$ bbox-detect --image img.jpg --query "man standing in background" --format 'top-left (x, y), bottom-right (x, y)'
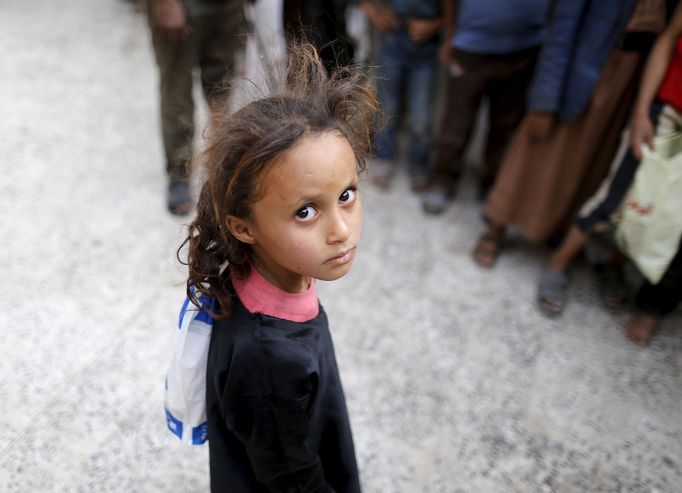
top-left (147, 0), bottom-right (245, 216)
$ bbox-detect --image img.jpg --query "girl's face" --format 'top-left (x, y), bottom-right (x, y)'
top-left (228, 131), bottom-right (363, 293)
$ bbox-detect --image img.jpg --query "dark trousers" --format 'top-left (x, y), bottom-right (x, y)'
top-left (430, 46), bottom-right (538, 194)
top-left (636, 238), bottom-right (682, 318)
top-left (147, 0), bottom-right (244, 180)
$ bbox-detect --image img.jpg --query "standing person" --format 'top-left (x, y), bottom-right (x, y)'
top-left (420, 0), bottom-right (549, 212)
top-left (536, 1), bottom-right (682, 321)
top-left (147, 0), bottom-right (246, 216)
top-left (473, 0), bottom-right (668, 268)
top-left (627, 3), bottom-right (682, 347)
top-left (178, 45), bottom-right (378, 491)
top-left (360, 0), bottom-right (441, 191)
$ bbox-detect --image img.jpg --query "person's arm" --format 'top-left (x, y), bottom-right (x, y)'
top-left (438, 0), bottom-right (457, 64)
top-left (526, 0), bottom-right (590, 137)
top-left (224, 356), bottom-right (329, 492)
top-left (359, 0), bottom-right (398, 32)
top-left (407, 17), bottom-right (442, 45)
top-left (629, 3), bottom-right (682, 158)
top-left (233, 393), bottom-right (331, 492)
top-left (151, 0), bottom-right (188, 42)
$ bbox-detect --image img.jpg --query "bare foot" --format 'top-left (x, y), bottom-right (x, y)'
top-left (624, 313), bottom-right (659, 347)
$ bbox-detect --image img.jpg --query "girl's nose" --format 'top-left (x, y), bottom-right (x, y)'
top-left (327, 210), bottom-right (351, 244)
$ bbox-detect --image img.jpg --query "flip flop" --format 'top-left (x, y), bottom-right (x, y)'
top-left (537, 268), bottom-right (569, 317)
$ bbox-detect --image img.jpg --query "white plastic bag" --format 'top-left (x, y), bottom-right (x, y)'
top-left (164, 291), bottom-right (215, 445)
top-left (616, 131), bottom-right (682, 284)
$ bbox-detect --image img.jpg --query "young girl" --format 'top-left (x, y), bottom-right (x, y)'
top-left (179, 45), bottom-right (378, 492)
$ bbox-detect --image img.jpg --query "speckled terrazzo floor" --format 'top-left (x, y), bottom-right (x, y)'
top-left (1, 1), bottom-right (681, 492)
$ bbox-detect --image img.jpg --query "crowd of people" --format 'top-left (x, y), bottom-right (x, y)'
top-left (144, 0), bottom-right (682, 350)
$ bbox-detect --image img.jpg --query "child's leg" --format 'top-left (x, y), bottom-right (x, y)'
top-left (623, 104), bottom-right (682, 346)
top-left (625, 312), bottom-right (660, 347)
top-left (627, 239), bottom-right (682, 347)
top-left (534, 225), bottom-right (589, 316)
top-left (548, 224), bottom-right (590, 273)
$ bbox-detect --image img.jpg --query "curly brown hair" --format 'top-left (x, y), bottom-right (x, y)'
top-left (179, 44), bottom-right (379, 319)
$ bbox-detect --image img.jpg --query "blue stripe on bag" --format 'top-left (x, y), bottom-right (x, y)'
top-left (195, 308), bottom-right (213, 325)
top-left (179, 293), bottom-right (216, 329)
top-left (165, 408), bottom-right (183, 439)
top-left (178, 296), bottom-right (191, 329)
top-left (192, 422), bottom-right (209, 445)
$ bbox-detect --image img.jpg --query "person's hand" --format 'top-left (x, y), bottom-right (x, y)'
top-left (363, 3), bottom-right (398, 32)
top-left (438, 39), bottom-right (452, 65)
top-left (153, 0), bottom-right (188, 42)
top-left (629, 111), bottom-right (654, 160)
top-left (526, 112), bottom-right (554, 139)
top-left (407, 18), bottom-right (440, 45)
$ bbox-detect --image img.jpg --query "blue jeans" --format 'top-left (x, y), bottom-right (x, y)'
top-left (374, 30), bottom-right (438, 172)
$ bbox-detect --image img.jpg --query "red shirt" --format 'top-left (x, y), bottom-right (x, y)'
top-left (658, 35), bottom-right (682, 113)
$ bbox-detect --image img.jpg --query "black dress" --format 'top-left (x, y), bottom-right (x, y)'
top-left (206, 293), bottom-right (360, 492)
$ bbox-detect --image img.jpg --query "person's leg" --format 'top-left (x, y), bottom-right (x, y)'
top-left (472, 50), bottom-right (542, 267)
top-left (404, 39), bottom-right (438, 191)
top-left (147, 3), bottom-right (195, 214)
top-left (535, 225), bottom-right (589, 315)
top-left (627, 240), bottom-right (682, 347)
top-left (624, 106), bottom-right (682, 346)
top-left (548, 225), bottom-right (589, 273)
top-left (422, 49), bottom-right (487, 213)
top-left (192, 2), bottom-right (245, 105)
top-left (372, 31), bottom-right (407, 189)
top-left (483, 47), bottom-right (538, 198)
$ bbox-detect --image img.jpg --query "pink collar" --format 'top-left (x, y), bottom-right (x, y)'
top-left (231, 267), bottom-right (319, 322)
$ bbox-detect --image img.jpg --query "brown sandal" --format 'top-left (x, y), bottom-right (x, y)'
top-left (473, 232), bottom-right (503, 268)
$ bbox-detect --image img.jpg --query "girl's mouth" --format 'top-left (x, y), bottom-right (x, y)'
top-left (326, 247), bottom-right (355, 265)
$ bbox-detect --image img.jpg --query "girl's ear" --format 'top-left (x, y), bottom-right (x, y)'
top-left (226, 216), bottom-right (256, 244)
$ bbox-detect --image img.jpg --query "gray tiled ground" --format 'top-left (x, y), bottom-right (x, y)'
top-left (1, 1), bottom-right (681, 492)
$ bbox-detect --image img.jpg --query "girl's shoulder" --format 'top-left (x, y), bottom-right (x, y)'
top-left (212, 307), bottom-right (329, 399)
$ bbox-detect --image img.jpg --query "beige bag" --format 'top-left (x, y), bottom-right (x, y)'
top-left (616, 131), bottom-right (682, 284)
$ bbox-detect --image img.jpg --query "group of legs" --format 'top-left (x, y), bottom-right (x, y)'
top-left (479, 101), bottom-right (682, 347)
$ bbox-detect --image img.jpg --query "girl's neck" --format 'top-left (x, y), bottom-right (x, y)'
top-left (231, 265), bottom-right (319, 322)
top-left (251, 257), bottom-right (312, 293)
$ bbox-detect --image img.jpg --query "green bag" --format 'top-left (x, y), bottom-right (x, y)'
top-left (616, 131), bottom-right (682, 284)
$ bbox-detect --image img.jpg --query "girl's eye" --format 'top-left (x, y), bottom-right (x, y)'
top-left (339, 188), bottom-right (357, 205)
top-left (295, 205), bottom-right (318, 222)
